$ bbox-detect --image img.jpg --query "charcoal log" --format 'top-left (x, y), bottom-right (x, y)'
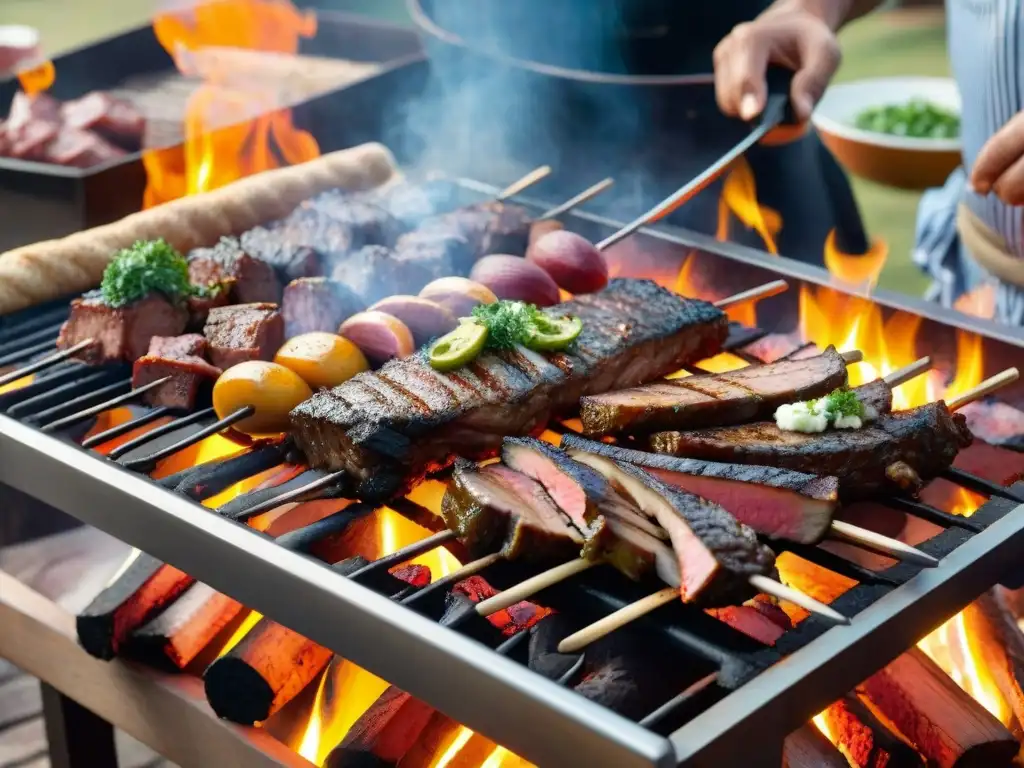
top-left (76, 553), bottom-right (193, 659)
top-left (323, 687), bottom-right (435, 768)
top-left (822, 695), bottom-right (924, 767)
top-left (157, 441), bottom-right (291, 501)
top-left (783, 723), bottom-right (847, 768)
top-left (128, 583), bottom-right (242, 670)
top-left (962, 589), bottom-right (1024, 729)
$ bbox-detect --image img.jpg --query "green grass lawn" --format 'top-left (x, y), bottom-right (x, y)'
top-left (8, 1), bottom-right (950, 294)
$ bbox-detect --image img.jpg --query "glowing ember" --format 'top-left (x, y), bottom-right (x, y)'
top-left (716, 158), bottom-right (781, 255)
top-left (144, 0), bottom-right (320, 207)
top-left (17, 60), bottom-right (55, 97)
top-left (214, 608), bottom-right (263, 658)
top-left (434, 727), bottom-right (475, 768)
top-left (823, 230), bottom-right (889, 290)
top-left (0, 374), bottom-right (34, 395)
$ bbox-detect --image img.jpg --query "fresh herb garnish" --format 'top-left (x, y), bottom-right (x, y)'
top-left (821, 388), bottom-right (864, 420)
top-left (471, 300), bottom-right (547, 349)
top-left (774, 386), bottom-right (876, 433)
top-left (100, 239), bottom-right (195, 308)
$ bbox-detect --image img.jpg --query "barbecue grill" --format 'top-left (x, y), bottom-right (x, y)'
top-left (0, 176), bottom-right (1021, 767)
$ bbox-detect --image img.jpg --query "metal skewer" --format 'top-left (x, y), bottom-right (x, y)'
top-left (0, 338), bottom-right (94, 388)
top-left (495, 165), bottom-right (553, 201)
top-left (40, 375), bottom-right (172, 433)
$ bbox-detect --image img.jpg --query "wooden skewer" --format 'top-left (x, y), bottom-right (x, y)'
top-left (946, 368), bottom-right (1019, 412)
top-left (0, 338), bottom-right (93, 388)
top-left (829, 521), bottom-right (938, 566)
top-left (557, 573), bottom-right (849, 655)
top-left (840, 350), bottom-right (863, 364)
top-left (884, 357), bottom-right (931, 388)
top-left (537, 178), bottom-right (615, 221)
top-left (475, 559), bottom-right (597, 617)
top-left (712, 280), bottom-right (788, 310)
top-left (495, 165), bottom-right (553, 201)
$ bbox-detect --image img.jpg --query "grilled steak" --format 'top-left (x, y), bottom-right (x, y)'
top-left (147, 334), bottom-right (207, 359)
top-left (290, 279), bottom-right (728, 500)
top-left (204, 303), bottom-right (284, 369)
top-left (580, 345), bottom-right (849, 436)
top-left (570, 454), bottom-right (774, 605)
top-left (394, 228), bottom-right (476, 278)
top-left (282, 277), bottom-right (365, 338)
top-left (561, 435), bottom-right (839, 544)
top-left (649, 402), bottom-right (973, 499)
top-left (442, 459), bottom-right (582, 562)
top-left (58, 292), bottom-right (188, 364)
top-left (188, 237), bottom-right (281, 305)
top-left (132, 354), bottom-right (221, 410)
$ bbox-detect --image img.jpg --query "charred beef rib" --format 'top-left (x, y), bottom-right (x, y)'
top-left (57, 292), bottom-right (188, 364)
top-left (648, 402), bottom-right (973, 500)
top-left (560, 435), bottom-right (839, 545)
top-left (290, 279), bottom-right (728, 501)
top-left (204, 303), bottom-right (284, 370)
top-left (580, 345), bottom-right (849, 437)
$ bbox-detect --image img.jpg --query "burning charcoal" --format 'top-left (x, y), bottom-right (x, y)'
top-left (784, 723), bottom-right (848, 768)
top-left (705, 605), bottom-right (787, 646)
top-left (439, 591), bottom-right (505, 646)
top-left (528, 613), bottom-right (584, 681)
top-left (282, 277), bottom-right (365, 338)
top-left (188, 237), bottom-right (282, 305)
top-left (60, 91), bottom-right (145, 146)
top-left (204, 558), bottom-right (427, 725)
top-left (303, 192), bottom-right (404, 249)
top-left (203, 302), bottom-right (284, 369)
top-left (323, 687), bottom-right (435, 768)
top-left (395, 711), bottom-right (464, 768)
top-left (822, 695), bottom-right (924, 767)
top-left (128, 583), bottom-right (242, 670)
top-left (57, 291), bottom-right (189, 363)
top-left (157, 441), bottom-right (292, 501)
top-left (77, 553), bottom-right (193, 659)
top-left (132, 353), bottom-right (221, 410)
top-left (388, 564), bottom-right (431, 588)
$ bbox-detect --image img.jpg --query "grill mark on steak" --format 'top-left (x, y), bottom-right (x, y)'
top-left (290, 279), bottom-right (727, 501)
top-left (374, 373), bottom-right (433, 417)
top-left (561, 435), bottom-right (839, 544)
top-left (580, 346), bottom-right (848, 436)
top-left (648, 402), bottom-right (973, 500)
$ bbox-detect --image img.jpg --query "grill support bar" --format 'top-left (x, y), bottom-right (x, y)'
top-left (0, 415), bottom-right (674, 768)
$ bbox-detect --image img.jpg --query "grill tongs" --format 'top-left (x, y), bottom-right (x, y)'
top-left (599, 68), bottom-right (800, 251)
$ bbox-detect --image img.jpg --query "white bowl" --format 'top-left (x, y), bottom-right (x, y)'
top-left (812, 77), bottom-right (963, 189)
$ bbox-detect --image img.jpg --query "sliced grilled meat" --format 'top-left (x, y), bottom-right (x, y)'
top-left (501, 437), bottom-right (666, 541)
top-left (187, 237), bottom-right (281, 305)
top-left (649, 402), bottom-right (973, 500)
top-left (561, 435), bottom-right (838, 545)
top-left (282, 277), bottom-right (365, 338)
top-left (569, 454), bottom-right (774, 605)
top-left (441, 459), bottom-right (582, 562)
top-left (290, 279), bottom-right (728, 501)
top-left (146, 334), bottom-right (208, 359)
top-left (580, 345), bottom-right (849, 436)
top-left (204, 303), bottom-right (284, 370)
top-left (58, 292), bottom-right (188, 364)
top-left (420, 201), bottom-right (534, 257)
top-left (132, 354), bottom-right (221, 410)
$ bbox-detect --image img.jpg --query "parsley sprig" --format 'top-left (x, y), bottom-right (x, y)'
top-left (100, 239), bottom-right (204, 308)
top-left (470, 300), bottom-right (547, 349)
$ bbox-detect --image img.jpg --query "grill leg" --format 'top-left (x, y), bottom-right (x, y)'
top-left (41, 683), bottom-right (118, 768)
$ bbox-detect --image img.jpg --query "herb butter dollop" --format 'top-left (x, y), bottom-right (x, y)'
top-left (774, 388), bottom-right (878, 434)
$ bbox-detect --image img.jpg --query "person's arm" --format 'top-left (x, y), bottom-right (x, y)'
top-left (713, 0), bottom-right (887, 120)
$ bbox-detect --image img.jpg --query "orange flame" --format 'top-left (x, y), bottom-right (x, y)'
top-left (17, 60), bottom-right (55, 97)
top-left (716, 158), bottom-right (781, 255)
top-left (823, 229), bottom-right (889, 290)
top-left (144, 0), bottom-right (320, 208)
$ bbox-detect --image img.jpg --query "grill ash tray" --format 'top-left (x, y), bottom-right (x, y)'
top-left (0, 12), bottom-right (424, 254)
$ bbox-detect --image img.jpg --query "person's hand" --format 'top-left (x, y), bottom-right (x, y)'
top-left (713, 9), bottom-right (842, 123)
top-left (972, 111), bottom-right (1024, 206)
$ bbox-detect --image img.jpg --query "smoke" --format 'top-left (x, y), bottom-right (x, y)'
top-left (385, 1), bottom-right (648, 195)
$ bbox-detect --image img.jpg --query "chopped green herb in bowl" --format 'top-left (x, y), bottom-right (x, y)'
top-left (853, 99), bottom-right (960, 140)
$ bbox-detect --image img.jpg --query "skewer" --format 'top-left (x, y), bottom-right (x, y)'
top-left (557, 573), bottom-right (849, 655)
top-left (639, 671), bottom-right (721, 728)
top-left (0, 338), bottom-right (93, 388)
top-left (40, 375), bottom-right (172, 433)
top-left (495, 165), bottom-right (553, 201)
top-left (884, 357), bottom-right (931, 387)
top-left (475, 559), bottom-right (596, 617)
top-left (400, 553), bottom-right (504, 607)
top-left (80, 407), bottom-right (173, 449)
top-left (120, 406), bottom-right (255, 472)
top-left (829, 521), bottom-right (938, 566)
top-left (233, 469), bottom-right (348, 518)
top-left (536, 178), bottom-right (614, 220)
top-left (106, 407), bottom-right (215, 460)
top-left (946, 367), bottom-right (1019, 411)
top-left (711, 280), bottom-right (789, 310)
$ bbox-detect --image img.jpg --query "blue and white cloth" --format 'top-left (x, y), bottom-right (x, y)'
top-left (915, 0), bottom-right (1024, 325)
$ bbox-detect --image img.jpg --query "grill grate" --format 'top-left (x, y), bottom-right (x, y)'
top-left (0, 186), bottom-right (1021, 768)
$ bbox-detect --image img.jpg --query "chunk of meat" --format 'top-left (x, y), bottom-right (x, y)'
top-left (394, 227), bottom-right (476, 279)
top-left (302, 192), bottom-right (404, 248)
top-left (57, 292), bottom-right (188, 363)
top-left (331, 245), bottom-right (432, 306)
top-left (147, 334), bottom-right (207, 359)
top-left (132, 354), bottom-right (222, 410)
top-left (60, 91), bottom-right (145, 146)
top-left (204, 303), bottom-right (284, 370)
top-left (43, 126), bottom-right (126, 167)
top-left (281, 277), bottom-right (365, 339)
top-left (188, 237), bottom-right (281, 304)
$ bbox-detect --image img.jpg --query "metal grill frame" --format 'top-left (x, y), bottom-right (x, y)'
top-left (1, 180), bottom-right (1023, 767)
